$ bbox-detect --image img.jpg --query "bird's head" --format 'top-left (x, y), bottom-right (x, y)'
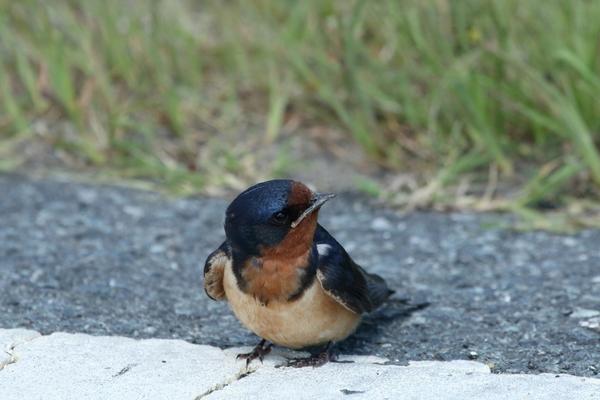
top-left (224, 179), bottom-right (335, 256)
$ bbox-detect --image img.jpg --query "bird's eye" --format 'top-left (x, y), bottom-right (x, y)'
top-left (270, 211), bottom-right (288, 225)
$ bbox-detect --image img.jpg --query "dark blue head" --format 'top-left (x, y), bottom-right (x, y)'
top-left (224, 180), bottom-right (334, 255)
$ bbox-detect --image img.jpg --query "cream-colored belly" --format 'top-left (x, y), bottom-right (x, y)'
top-left (223, 264), bottom-right (361, 349)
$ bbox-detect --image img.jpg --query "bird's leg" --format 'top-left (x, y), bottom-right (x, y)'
top-left (284, 342), bottom-right (338, 368)
top-left (236, 339), bottom-right (273, 366)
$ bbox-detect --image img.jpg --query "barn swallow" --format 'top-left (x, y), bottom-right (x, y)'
top-left (203, 179), bottom-right (393, 367)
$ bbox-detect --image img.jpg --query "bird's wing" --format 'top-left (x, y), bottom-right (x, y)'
top-left (203, 241), bottom-right (231, 301)
top-left (315, 225), bottom-right (393, 314)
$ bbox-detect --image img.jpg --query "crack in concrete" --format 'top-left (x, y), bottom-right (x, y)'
top-left (112, 363), bottom-right (138, 378)
top-left (193, 354), bottom-right (385, 399)
top-left (0, 333), bottom-right (42, 372)
top-left (194, 366), bottom-right (257, 399)
top-left (0, 351), bottom-right (16, 371)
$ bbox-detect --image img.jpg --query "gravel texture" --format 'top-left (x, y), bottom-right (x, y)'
top-left (1, 174), bottom-right (599, 376)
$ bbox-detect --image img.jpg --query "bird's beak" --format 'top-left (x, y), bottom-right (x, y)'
top-left (291, 192), bottom-right (336, 228)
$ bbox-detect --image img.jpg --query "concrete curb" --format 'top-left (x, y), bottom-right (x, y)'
top-left (1, 329), bottom-right (599, 400)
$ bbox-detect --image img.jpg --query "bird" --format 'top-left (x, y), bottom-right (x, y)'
top-left (203, 179), bottom-right (393, 367)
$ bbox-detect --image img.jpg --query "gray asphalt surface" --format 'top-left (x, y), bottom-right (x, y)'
top-left (1, 174), bottom-right (599, 376)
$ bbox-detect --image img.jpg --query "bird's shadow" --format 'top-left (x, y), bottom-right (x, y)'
top-left (334, 297), bottom-right (430, 357)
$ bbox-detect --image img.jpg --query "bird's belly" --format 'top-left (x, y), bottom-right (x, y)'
top-left (223, 265), bottom-right (361, 349)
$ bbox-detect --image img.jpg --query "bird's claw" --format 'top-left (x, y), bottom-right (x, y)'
top-left (236, 340), bottom-right (272, 366)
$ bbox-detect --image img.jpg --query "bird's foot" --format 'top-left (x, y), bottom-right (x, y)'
top-left (282, 342), bottom-right (342, 368)
top-left (236, 339), bottom-right (272, 367)
top-left (280, 341), bottom-right (354, 368)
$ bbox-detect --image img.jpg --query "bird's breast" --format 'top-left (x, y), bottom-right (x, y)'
top-left (240, 254), bottom-right (307, 304)
top-left (223, 263), bottom-right (360, 349)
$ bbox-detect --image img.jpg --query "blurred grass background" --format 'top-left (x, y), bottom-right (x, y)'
top-left (1, 0), bottom-right (600, 226)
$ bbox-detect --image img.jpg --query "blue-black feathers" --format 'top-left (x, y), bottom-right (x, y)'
top-left (225, 180), bottom-right (293, 254)
top-left (315, 225), bottom-right (393, 313)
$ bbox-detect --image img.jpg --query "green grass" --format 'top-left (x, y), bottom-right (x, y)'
top-left (1, 0), bottom-right (600, 220)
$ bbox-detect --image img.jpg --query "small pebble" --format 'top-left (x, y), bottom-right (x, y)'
top-left (570, 308), bottom-right (600, 319)
top-left (371, 217), bottom-right (392, 231)
top-left (123, 205), bottom-right (145, 218)
top-left (580, 317), bottom-right (600, 332)
top-left (144, 326), bottom-right (157, 334)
